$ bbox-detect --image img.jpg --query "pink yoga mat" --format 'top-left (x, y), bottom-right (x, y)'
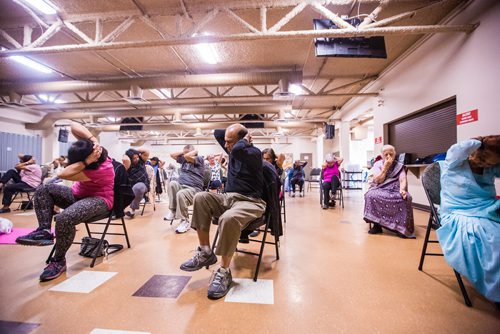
top-left (0, 228), bottom-right (36, 244)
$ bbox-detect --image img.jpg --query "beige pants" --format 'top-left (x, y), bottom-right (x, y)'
top-left (167, 181), bottom-right (197, 219)
top-left (191, 192), bottom-right (266, 257)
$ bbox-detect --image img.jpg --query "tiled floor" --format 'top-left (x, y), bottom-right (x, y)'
top-left (0, 190), bottom-right (499, 333)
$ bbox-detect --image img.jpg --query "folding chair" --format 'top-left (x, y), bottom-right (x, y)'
top-left (46, 210), bottom-right (131, 268)
top-left (207, 162), bottom-right (281, 281)
top-left (140, 194), bottom-right (156, 216)
top-left (307, 168), bottom-right (321, 191)
top-left (319, 172), bottom-right (344, 209)
top-left (419, 162), bottom-right (472, 307)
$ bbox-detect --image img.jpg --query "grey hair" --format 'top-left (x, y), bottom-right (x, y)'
top-left (381, 144), bottom-right (396, 153)
top-left (325, 154), bottom-right (334, 162)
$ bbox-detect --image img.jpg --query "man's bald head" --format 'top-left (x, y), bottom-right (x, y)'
top-left (224, 124), bottom-right (248, 152)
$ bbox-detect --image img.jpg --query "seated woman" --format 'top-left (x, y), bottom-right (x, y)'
top-left (15, 122), bottom-right (114, 282)
top-left (321, 154), bottom-right (343, 209)
top-left (436, 136), bottom-right (499, 303)
top-left (364, 145), bottom-right (415, 237)
top-left (289, 160), bottom-right (307, 197)
top-left (0, 154), bottom-right (42, 213)
top-left (262, 148), bottom-right (285, 179)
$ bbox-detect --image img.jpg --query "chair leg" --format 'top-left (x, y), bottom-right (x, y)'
top-left (418, 214), bottom-right (434, 271)
top-left (454, 270), bottom-right (472, 307)
top-left (46, 244), bottom-right (56, 264)
top-left (90, 215), bottom-right (112, 268)
top-left (274, 234), bottom-right (280, 261)
top-left (140, 202), bottom-right (146, 216)
top-left (121, 216), bottom-right (131, 248)
top-left (253, 226), bottom-right (268, 282)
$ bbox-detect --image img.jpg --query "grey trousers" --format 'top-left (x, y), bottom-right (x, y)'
top-left (167, 180), bottom-right (197, 220)
top-left (191, 192), bottom-right (266, 257)
top-left (130, 182), bottom-right (148, 210)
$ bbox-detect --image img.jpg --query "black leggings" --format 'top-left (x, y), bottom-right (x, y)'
top-left (34, 183), bottom-right (109, 260)
top-left (1, 169), bottom-right (32, 206)
top-left (322, 175), bottom-right (340, 205)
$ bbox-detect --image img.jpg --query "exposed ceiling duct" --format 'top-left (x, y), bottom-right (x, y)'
top-left (0, 71), bottom-right (303, 95)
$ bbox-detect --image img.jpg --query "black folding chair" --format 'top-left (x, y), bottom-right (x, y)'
top-left (46, 210), bottom-right (131, 268)
top-left (307, 168), bottom-right (321, 191)
top-left (140, 194), bottom-right (156, 216)
top-left (419, 162), bottom-right (472, 307)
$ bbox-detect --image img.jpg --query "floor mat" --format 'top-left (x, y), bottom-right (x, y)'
top-left (0, 228), bottom-right (36, 245)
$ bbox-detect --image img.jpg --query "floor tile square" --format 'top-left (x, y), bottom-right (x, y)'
top-left (0, 320), bottom-right (40, 334)
top-left (49, 271), bottom-right (117, 293)
top-left (133, 275), bottom-right (190, 298)
top-left (224, 278), bottom-right (274, 304)
top-left (90, 329), bottom-right (150, 334)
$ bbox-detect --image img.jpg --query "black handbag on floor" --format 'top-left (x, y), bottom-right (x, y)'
top-left (79, 237), bottom-right (123, 258)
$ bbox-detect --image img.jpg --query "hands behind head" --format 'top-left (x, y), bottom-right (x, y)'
top-left (244, 133), bottom-right (253, 144)
top-left (85, 143), bottom-right (102, 165)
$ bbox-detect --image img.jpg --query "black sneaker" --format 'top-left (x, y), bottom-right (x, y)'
top-left (125, 211), bottom-right (135, 219)
top-left (16, 228), bottom-right (54, 246)
top-left (249, 230), bottom-right (260, 237)
top-left (180, 247), bottom-right (217, 272)
top-left (322, 204), bottom-right (329, 210)
top-left (207, 267), bottom-right (233, 300)
top-left (40, 258), bottom-right (66, 282)
top-left (368, 223), bottom-right (383, 234)
top-left (0, 208), bottom-right (11, 214)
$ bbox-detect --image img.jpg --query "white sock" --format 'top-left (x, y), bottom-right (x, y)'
top-left (130, 209), bottom-right (135, 214)
top-left (200, 245), bottom-right (211, 254)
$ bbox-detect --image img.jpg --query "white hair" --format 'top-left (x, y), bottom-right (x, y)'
top-left (325, 154), bottom-right (334, 162)
top-left (381, 144), bottom-right (396, 153)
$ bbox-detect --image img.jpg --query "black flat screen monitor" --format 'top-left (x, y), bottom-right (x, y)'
top-left (313, 19), bottom-right (387, 59)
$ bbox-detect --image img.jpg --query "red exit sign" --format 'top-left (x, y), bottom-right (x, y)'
top-left (457, 109), bottom-right (478, 125)
top-left (374, 136), bottom-right (382, 144)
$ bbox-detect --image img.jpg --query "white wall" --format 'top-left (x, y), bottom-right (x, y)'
top-left (99, 131), bottom-right (318, 166)
top-left (340, 0), bottom-right (500, 205)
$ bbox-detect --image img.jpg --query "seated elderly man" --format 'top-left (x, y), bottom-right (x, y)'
top-left (163, 145), bottom-right (205, 234)
top-left (364, 144), bottom-right (415, 238)
top-left (0, 154), bottom-right (42, 213)
top-left (179, 124), bottom-right (265, 300)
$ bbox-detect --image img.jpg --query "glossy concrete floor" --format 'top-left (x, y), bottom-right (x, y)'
top-left (0, 189), bottom-right (499, 334)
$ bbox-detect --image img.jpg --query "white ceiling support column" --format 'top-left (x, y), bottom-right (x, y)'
top-left (101, 17), bottom-right (136, 43)
top-left (260, 6), bottom-right (267, 33)
top-left (29, 21), bottom-right (62, 48)
top-left (0, 29), bottom-right (22, 48)
top-left (95, 18), bottom-right (102, 43)
top-left (268, 2), bottom-right (307, 33)
top-left (339, 121), bottom-right (350, 165)
top-left (23, 25), bottom-right (33, 46)
top-left (223, 8), bottom-right (260, 34)
top-left (310, 3), bottom-right (355, 29)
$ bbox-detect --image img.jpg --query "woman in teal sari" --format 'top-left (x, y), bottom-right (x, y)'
top-left (437, 135), bottom-right (500, 302)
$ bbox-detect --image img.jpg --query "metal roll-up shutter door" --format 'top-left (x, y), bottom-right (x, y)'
top-left (388, 99), bottom-right (457, 160)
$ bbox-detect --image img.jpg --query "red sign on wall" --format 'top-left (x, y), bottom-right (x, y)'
top-left (374, 136), bottom-right (382, 144)
top-left (457, 109), bottom-right (478, 125)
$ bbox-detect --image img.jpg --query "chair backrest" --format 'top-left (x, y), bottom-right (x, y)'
top-left (203, 167), bottom-right (212, 190)
top-left (421, 162), bottom-right (441, 206)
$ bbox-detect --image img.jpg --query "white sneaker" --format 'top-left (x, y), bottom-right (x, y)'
top-left (176, 219), bottom-right (191, 234)
top-left (164, 211), bottom-right (175, 220)
top-left (299, 191), bottom-right (304, 197)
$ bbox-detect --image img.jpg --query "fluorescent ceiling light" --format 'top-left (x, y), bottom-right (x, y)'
top-left (289, 84), bottom-right (302, 95)
top-left (19, 0), bottom-right (59, 15)
top-left (196, 43), bottom-right (218, 64)
top-left (38, 94), bottom-right (63, 103)
top-left (9, 55), bottom-right (53, 74)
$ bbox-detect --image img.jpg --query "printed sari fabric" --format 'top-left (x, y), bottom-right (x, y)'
top-left (363, 160), bottom-right (415, 237)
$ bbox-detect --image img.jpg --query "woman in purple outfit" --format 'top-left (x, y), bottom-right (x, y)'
top-left (364, 145), bottom-right (415, 238)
